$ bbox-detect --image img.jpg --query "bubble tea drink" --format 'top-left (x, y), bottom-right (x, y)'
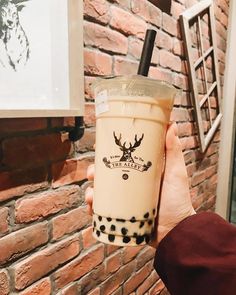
top-left (92, 75), bottom-right (176, 246)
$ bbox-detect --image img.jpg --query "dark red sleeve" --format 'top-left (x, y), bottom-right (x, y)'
top-left (154, 212), bottom-right (236, 295)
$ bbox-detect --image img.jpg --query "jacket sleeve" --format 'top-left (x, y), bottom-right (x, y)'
top-left (154, 212), bottom-right (236, 295)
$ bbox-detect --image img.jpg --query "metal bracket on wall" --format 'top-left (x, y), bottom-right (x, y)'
top-left (67, 116), bottom-right (85, 142)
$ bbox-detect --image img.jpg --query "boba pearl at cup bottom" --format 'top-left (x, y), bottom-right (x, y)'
top-left (92, 209), bottom-right (156, 246)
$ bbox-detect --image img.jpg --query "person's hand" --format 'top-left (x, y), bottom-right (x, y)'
top-left (152, 122), bottom-right (196, 247)
top-left (85, 123), bottom-right (195, 248)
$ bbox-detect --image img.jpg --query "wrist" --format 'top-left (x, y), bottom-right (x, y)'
top-left (150, 207), bottom-right (196, 249)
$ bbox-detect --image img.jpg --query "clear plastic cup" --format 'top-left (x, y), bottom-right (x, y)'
top-left (92, 75), bottom-right (177, 246)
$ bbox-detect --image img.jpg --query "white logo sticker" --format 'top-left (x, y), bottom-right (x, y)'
top-left (95, 90), bottom-right (109, 116)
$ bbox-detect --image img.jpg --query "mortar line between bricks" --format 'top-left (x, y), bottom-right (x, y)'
top-left (0, 128), bottom-right (72, 141)
top-left (9, 237), bottom-right (82, 290)
top-left (53, 245), bottom-right (105, 294)
top-left (13, 204), bottom-right (86, 239)
top-left (85, 44), bottom-right (128, 57)
top-left (0, 228), bottom-right (81, 268)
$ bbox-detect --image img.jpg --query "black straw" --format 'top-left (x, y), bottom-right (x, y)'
top-left (137, 29), bottom-right (157, 77)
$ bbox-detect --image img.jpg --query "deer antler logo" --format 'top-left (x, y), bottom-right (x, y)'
top-left (113, 132), bottom-right (144, 162)
top-left (102, 131), bottom-right (152, 178)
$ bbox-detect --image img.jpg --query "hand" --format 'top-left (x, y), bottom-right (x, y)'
top-left (85, 123), bottom-right (195, 248)
top-left (152, 122), bottom-right (196, 247)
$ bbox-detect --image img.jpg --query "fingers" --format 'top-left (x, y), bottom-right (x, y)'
top-left (86, 164), bottom-right (95, 215)
top-left (87, 164), bottom-right (95, 181)
top-left (85, 187), bottom-right (94, 215)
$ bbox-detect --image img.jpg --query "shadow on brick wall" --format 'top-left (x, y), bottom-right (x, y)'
top-left (149, 0), bottom-right (172, 14)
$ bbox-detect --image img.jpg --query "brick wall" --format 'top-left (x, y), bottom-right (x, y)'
top-left (0, 0), bottom-right (229, 294)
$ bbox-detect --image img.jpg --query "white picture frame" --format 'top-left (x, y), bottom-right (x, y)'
top-left (0, 0), bottom-right (84, 118)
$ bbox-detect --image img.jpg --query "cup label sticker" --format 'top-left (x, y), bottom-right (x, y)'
top-left (95, 90), bottom-right (109, 116)
top-left (103, 132), bottom-right (152, 180)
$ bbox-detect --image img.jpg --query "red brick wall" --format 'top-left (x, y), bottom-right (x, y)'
top-left (0, 0), bottom-right (229, 294)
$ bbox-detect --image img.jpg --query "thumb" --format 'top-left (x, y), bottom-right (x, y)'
top-left (165, 122), bottom-right (182, 152)
top-left (165, 122), bottom-right (188, 178)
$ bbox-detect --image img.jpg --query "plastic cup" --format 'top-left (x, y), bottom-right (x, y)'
top-left (92, 75), bottom-right (176, 246)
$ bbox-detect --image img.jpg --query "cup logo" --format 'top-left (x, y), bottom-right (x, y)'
top-left (103, 132), bottom-right (152, 180)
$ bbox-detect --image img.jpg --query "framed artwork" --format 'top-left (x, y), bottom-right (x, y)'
top-left (180, 0), bottom-right (222, 152)
top-left (0, 0), bottom-right (84, 118)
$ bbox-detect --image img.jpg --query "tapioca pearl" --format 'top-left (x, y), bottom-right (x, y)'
top-left (133, 232), bottom-right (138, 237)
top-left (121, 227), bottom-right (128, 236)
top-left (130, 217), bottom-right (136, 223)
top-left (96, 230), bottom-right (101, 237)
top-left (144, 212), bottom-right (149, 219)
top-left (139, 221), bottom-right (145, 228)
top-left (136, 235), bottom-right (144, 245)
top-left (153, 209), bottom-right (156, 215)
top-left (108, 234), bottom-right (115, 242)
top-left (100, 225), bottom-right (106, 232)
top-left (145, 234), bottom-right (150, 243)
top-left (93, 221), bottom-right (96, 227)
top-left (116, 218), bottom-right (125, 222)
top-left (107, 217), bottom-right (112, 222)
top-left (110, 225), bottom-right (116, 231)
top-left (123, 236), bottom-right (131, 243)
top-left (148, 220), bottom-right (153, 226)
top-left (98, 216), bottom-right (102, 221)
